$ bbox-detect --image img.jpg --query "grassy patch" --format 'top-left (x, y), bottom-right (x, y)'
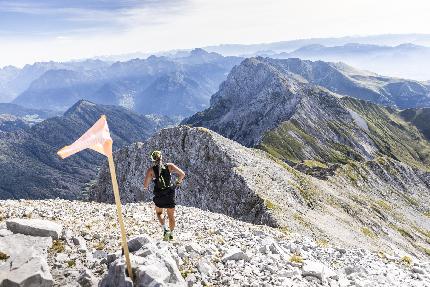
top-left (279, 226), bottom-right (289, 235)
top-left (50, 240), bottom-right (65, 253)
top-left (361, 227), bottom-right (377, 239)
top-left (289, 254), bottom-right (304, 263)
top-left (264, 199), bottom-right (276, 210)
top-left (0, 251), bottom-right (10, 260)
top-left (424, 211), bottom-right (430, 218)
top-left (375, 199), bottom-right (392, 211)
top-left (180, 269), bottom-right (194, 279)
top-left (401, 255), bottom-right (413, 266)
top-left (67, 259), bottom-right (76, 268)
top-left (94, 241), bottom-right (106, 251)
top-left (293, 213), bottom-right (311, 228)
top-left (317, 239), bottom-right (329, 248)
top-left (303, 160), bottom-right (328, 169)
top-left (397, 227), bottom-right (414, 240)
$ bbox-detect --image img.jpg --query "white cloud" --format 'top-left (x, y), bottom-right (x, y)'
top-left (1, 0), bottom-right (429, 67)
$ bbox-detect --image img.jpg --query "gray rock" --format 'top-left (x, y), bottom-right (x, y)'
top-left (127, 234), bottom-right (153, 253)
top-left (72, 236), bottom-right (87, 252)
top-left (0, 234), bottom-right (53, 287)
top-left (302, 260), bottom-right (338, 281)
top-left (412, 267), bottom-right (425, 275)
top-left (185, 243), bottom-right (202, 254)
top-left (77, 268), bottom-right (99, 287)
top-left (222, 247), bottom-right (250, 262)
top-left (0, 229), bottom-right (13, 237)
top-left (6, 218), bottom-right (63, 239)
top-left (197, 258), bottom-right (216, 276)
top-left (99, 260), bottom-right (133, 287)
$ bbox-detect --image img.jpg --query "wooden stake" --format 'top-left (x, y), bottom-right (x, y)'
top-left (107, 152), bottom-right (133, 281)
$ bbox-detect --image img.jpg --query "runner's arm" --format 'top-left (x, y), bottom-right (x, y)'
top-left (143, 168), bottom-right (153, 190)
top-left (167, 163), bottom-right (186, 183)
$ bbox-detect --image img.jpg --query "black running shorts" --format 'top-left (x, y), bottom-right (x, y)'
top-left (153, 187), bottom-right (176, 208)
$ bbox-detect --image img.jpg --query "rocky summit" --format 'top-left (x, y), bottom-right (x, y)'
top-left (1, 199), bottom-right (429, 287)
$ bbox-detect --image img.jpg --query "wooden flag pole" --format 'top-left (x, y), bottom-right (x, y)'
top-left (107, 152), bottom-right (134, 281)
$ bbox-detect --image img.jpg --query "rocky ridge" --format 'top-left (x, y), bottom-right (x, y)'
top-left (1, 199), bottom-right (429, 286)
top-left (92, 126), bottom-right (430, 259)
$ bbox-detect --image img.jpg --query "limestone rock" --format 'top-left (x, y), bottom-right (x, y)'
top-left (6, 218), bottom-right (62, 239)
top-left (0, 234), bottom-right (53, 287)
top-left (302, 260), bottom-right (338, 281)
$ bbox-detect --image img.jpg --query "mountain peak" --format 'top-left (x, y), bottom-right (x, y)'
top-left (63, 99), bottom-right (97, 117)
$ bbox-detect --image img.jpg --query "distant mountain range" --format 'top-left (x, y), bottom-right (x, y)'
top-left (0, 100), bottom-right (173, 199)
top-left (267, 43), bottom-right (430, 81)
top-left (2, 49), bottom-right (242, 120)
top-left (184, 57), bottom-right (430, 170)
top-left (204, 34), bottom-right (430, 56)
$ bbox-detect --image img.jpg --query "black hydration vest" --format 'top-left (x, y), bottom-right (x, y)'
top-left (152, 164), bottom-right (172, 191)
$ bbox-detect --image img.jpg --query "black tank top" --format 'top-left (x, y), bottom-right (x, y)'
top-left (152, 164), bottom-right (172, 192)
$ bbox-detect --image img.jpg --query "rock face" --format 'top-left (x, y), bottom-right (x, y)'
top-left (6, 218), bottom-right (63, 239)
top-left (184, 57), bottom-right (430, 170)
top-left (260, 57), bottom-right (430, 109)
top-left (91, 125), bottom-right (300, 227)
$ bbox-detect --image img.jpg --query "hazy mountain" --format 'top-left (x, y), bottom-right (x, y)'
top-left (0, 100), bottom-right (173, 200)
top-left (204, 34), bottom-right (430, 56)
top-left (271, 43), bottom-right (430, 80)
top-left (184, 57), bottom-right (430, 170)
top-left (11, 49), bottom-right (242, 119)
top-left (0, 60), bottom-right (110, 103)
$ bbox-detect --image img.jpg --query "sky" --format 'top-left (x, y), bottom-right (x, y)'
top-left (0, 0), bottom-right (429, 67)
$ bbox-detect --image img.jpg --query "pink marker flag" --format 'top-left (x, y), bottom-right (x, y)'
top-left (57, 115), bottom-right (113, 159)
top-left (56, 114), bottom-right (134, 280)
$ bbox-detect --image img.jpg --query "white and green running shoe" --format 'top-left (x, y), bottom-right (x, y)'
top-left (163, 230), bottom-right (170, 241)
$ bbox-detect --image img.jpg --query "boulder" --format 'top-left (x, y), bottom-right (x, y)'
top-left (77, 268), bottom-right (99, 287)
top-left (6, 219), bottom-right (63, 239)
top-left (222, 247), bottom-right (249, 262)
top-left (302, 260), bottom-right (338, 281)
top-left (0, 234), bottom-right (53, 287)
top-left (100, 234), bottom-right (186, 287)
top-left (127, 235), bottom-right (153, 253)
top-left (0, 230), bottom-right (12, 237)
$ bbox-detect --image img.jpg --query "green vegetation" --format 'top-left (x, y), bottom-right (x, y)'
top-left (396, 227), bottom-right (414, 240)
top-left (259, 119), bottom-right (321, 162)
top-left (0, 251), bottom-right (10, 260)
top-left (95, 241), bottom-right (106, 250)
top-left (401, 255), bottom-right (413, 266)
top-left (317, 239), bottom-right (329, 248)
top-left (67, 259), bottom-right (76, 268)
top-left (424, 211), bottom-right (430, 218)
top-left (343, 97), bottom-right (430, 171)
top-left (303, 160), bottom-right (328, 169)
top-left (50, 240), bottom-right (65, 253)
top-left (289, 254), bottom-right (304, 263)
top-left (180, 269), bottom-right (194, 279)
top-left (279, 226), bottom-right (289, 235)
top-left (375, 200), bottom-right (392, 211)
top-left (361, 227), bottom-right (377, 239)
top-left (264, 199), bottom-right (276, 210)
top-left (293, 213), bottom-right (311, 228)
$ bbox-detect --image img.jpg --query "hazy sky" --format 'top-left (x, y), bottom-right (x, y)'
top-left (0, 0), bottom-right (429, 67)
